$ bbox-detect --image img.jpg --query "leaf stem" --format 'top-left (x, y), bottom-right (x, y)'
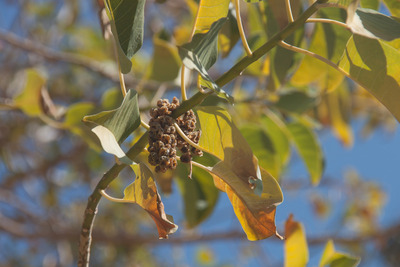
top-left (100, 190), bottom-right (132, 203)
top-left (277, 40), bottom-right (348, 77)
top-left (214, 0), bottom-right (328, 88)
top-left (191, 160), bottom-right (212, 172)
top-left (78, 132), bottom-right (148, 267)
top-left (285, 0), bottom-right (294, 23)
top-left (173, 122), bottom-right (203, 152)
top-left (234, 0), bottom-right (253, 56)
top-left (306, 18), bottom-right (350, 30)
top-left (140, 120), bottom-right (150, 130)
top-left (180, 67), bottom-right (188, 101)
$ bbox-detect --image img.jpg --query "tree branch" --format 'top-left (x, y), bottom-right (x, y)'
top-left (78, 1), bottom-right (329, 265)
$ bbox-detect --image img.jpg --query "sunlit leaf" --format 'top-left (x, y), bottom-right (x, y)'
top-left (179, 18), bottom-right (233, 102)
top-left (219, 5), bottom-right (240, 58)
top-left (319, 240), bottom-right (360, 267)
top-left (291, 8), bottom-right (350, 92)
top-left (147, 33), bottom-right (181, 82)
top-left (14, 69), bottom-right (46, 117)
top-left (83, 90), bottom-right (140, 163)
top-left (337, 34), bottom-right (400, 122)
top-left (326, 85), bottom-right (354, 147)
top-left (347, 8), bottom-right (400, 41)
top-left (105, 0), bottom-right (146, 73)
top-left (192, 0), bottom-right (230, 34)
top-left (284, 214), bottom-right (309, 267)
top-left (122, 163), bottom-right (178, 239)
top-left (287, 120), bottom-right (324, 185)
top-left (196, 106), bottom-right (283, 240)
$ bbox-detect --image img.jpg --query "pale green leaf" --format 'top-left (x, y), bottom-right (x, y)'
top-left (284, 215), bottom-right (309, 267)
top-left (179, 18), bottom-right (233, 102)
top-left (338, 34), bottom-right (400, 122)
top-left (14, 69), bottom-right (46, 117)
top-left (287, 121), bottom-right (324, 185)
top-left (83, 90), bottom-right (140, 162)
top-left (347, 8), bottom-right (400, 41)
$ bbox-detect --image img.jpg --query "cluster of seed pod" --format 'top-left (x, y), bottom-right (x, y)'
top-left (176, 110), bottom-right (203, 163)
top-left (148, 97), bottom-right (202, 173)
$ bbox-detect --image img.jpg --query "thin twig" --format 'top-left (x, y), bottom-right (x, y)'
top-left (285, 0), bottom-right (294, 23)
top-left (180, 66), bottom-right (188, 101)
top-left (234, 0), bottom-right (253, 56)
top-left (173, 122), bottom-right (203, 152)
top-left (140, 120), bottom-right (150, 130)
top-left (278, 40), bottom-right (348, 77)
top-left (100, 190), bottom-right (131, 203)
top-left (306, 18), bottom-right (350, 30)
top-left (0, 29), bottom-right (119, 83)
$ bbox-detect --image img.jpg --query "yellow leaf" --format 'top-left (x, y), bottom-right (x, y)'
top-left (123, 163), bottom-right (178, 239)
top-left (319, 240), bottom-right (336, 267)
top-left (192, 0), bottom-right (230, 34)
top-left (284, 215), bottom-right (309, 267)
top-left (327, 86), bottom-right (354, 147)
top-left (196, 107), bottom-right (283, 240)
top-left (14, 69), bottom-right (46, 116)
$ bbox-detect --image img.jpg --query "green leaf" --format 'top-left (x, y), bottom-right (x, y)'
top-left (319, 240), bottom-right (360, 267)
top-left (106, 0), bottom-right (146, 73)
top-left (176, 154), bottom-right (219, 228)
top-left (347, 8), bottom-right (400, 41)
top-left (287, 120), bottom-right (324, 185)
top-left (284, 215), bottom-right (309, 267)
top-left (338, 34), bottom-right (400, 122)
top-left (273, 90), bottom-right (318, 114)
top-left (14, 69), bottom-right (46, 117)
top-left (179, 18), bottom-right (233, 102)
top-left (122, 163), bottom-right (178, 239)
top-left (240, 125), bottom-right (281, 178)
top-left (291, 8), bottom-right (351, 92)
top-left (147, 33), bottom-right (181, 82)
top-left (262, 112), bottom-right (291, 167)
top-left (83, 90), bottom-right (141, 163)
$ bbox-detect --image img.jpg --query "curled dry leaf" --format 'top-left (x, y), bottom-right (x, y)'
top-left (123, 163), bottom-right (178, 239)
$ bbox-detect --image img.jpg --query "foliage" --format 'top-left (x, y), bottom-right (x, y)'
top-left (1, 0), bottom-right (400, 266)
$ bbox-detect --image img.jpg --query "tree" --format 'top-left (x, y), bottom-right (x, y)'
top-left (1, 0), bottom-right (400, 266)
